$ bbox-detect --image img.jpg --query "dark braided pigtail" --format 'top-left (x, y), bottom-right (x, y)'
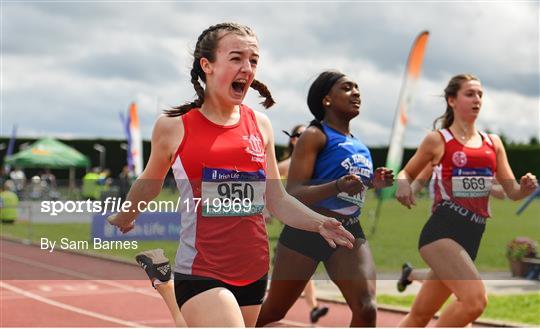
top-left (164, 64), bottom-right (206, 117)
top-left (250, 79), bottom-right (275, 109)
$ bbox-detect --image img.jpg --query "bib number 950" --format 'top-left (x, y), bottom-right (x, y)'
top-left (218, 182), bottom-right (254, 202)
top-left (201, 168), bottom-right (266, 217)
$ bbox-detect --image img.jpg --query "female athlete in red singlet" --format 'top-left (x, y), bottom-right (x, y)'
top-left (395, 74), bottom-right (538, 327)
top-left (108, 22), bottom-right (354, 327)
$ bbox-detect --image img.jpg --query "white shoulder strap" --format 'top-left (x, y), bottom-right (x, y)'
top-left (480, 131), bottom-right (494, 146)
top-left (439, 129), bottom-right (453, 142)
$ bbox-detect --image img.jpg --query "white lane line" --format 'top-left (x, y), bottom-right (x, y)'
top-left (1, 287), bottom-right (138, 301)
top-left (0, 281), bottom-right (146, 328)
top-left (0, 252), bottom-right (159, 298)
top-left (39, 285), bottom-right (52, 292)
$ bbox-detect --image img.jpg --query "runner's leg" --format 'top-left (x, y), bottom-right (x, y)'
top-left (156, 282), bottom-right (187, 327)
top-left (419, 239), bottom-right (487, 327)
top-left (180, 287), bottom-right (245, 327)
top-left (256, 242), bottom-right (318, 327)
top-left (398, 270), bottom-right (451, 327)
top-left (324, 239), bottom-right (376, 327)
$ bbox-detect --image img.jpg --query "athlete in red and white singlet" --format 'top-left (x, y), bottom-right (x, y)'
top-left (396, 75), bottom-right (537, 327)
top-left (431, 128), bottom-right (497, 217)
top-left (107, 23), bottom-right (356, 327)
top-left (171, 104), bottom-right (269, 284)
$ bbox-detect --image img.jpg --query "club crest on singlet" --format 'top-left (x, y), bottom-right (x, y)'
top-left (452, 151), bottom-right (467, 167)
top-left (243, 135), bottom-right (265, 162)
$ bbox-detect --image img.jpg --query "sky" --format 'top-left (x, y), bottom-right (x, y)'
top-left (2, 1), bottom-right (539, 147)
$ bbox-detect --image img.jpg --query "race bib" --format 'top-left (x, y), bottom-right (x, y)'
top-left (201, 168), bottom-right (265, 217)
top-left (337, 189), bottom-right (366, 208)
top-left (451, 168), bottom-right (493, 198)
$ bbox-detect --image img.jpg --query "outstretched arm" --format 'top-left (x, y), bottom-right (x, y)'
top-left (108, 115), bottom-right (183, 232)
top-left (255, 113), bottom-right (354, 249)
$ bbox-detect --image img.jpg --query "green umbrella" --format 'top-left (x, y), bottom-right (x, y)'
top-left (5, 138), bottom-right (90, 169)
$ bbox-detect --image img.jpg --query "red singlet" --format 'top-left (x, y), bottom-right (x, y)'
top-left (432, 128), bottom-right (497, 218)
top-left (171, 104), bottom-right (269, 285)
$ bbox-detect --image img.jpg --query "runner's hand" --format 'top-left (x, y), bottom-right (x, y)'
top-left (373, 167), bottom-right (394, 189)
top-left (319, 218), bottom-right (354, 249)
top-left (107, 213), bottom-right (135, 234)
top-left (337, 174), bottom-right (364, 196)
top-left (395, 180), bottom-right (416, 209)
top-left (520, 173), bottom-right (538, 195)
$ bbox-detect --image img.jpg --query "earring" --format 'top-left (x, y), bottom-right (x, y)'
top-left (325, 102), bottom-right (331, 106)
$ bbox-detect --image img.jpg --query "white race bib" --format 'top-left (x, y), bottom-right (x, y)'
top-left (201, 168), bottom-right (265, 217)
top-left (337, 189), bottom-right (366, 208)
top-left (451, 168), bottom-right (493, 198)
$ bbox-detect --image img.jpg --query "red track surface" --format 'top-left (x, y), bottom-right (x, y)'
top-left (0, 238), bottom-right (476, 327)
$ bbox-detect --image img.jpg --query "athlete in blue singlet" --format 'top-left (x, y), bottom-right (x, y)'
top-left (256, 70), bottom-right (394, 327)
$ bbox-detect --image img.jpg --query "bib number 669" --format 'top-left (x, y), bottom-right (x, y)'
top-left (461, 177), bottom-right (485, 191)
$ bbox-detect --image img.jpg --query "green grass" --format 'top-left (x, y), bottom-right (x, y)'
top-left (378, 294), bottom-right (540, 325)
top-left (358, 193), bottom-right (540, 271)
top-left (481, 293), bottom-right (540, 325)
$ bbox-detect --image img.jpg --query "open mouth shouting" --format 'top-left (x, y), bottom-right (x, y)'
top-left (231, 78), bottom-right (248, 99)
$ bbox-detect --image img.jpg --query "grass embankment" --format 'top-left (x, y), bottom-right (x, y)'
top-left (377, 294), bottom-right (540, 325)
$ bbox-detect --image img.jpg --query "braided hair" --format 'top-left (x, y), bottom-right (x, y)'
top-left (165, 23), bottom-right (275, 117)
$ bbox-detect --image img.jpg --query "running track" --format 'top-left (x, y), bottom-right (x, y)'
top-left (0, 238), bottom-right (488, 327)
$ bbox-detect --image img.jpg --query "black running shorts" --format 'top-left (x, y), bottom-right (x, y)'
top-left (278, 221), bottom-right (365, 262)
top-left (174, 273), bottom-right (268, 308)
top-left (419, 200), bottom-right (486, 261)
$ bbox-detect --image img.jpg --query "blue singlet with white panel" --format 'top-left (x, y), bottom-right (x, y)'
top-left (312, 123), bottom-right (374, 217)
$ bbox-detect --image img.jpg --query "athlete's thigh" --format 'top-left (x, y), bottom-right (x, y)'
top-left (180, 287), bottom-right (244, 327)
top-left (409, 270), bottom-right (452, 316)
top-left (241, 305), bottom-right (261, 328)
top-left (420, 239), bottom-right (485, 299)
top-left (420, 238), bottom-right (481, 281)
top-left (263, 242), bottom-right (318, 314)
top-left (324, 239), bottom-right (376, 300)
top-left (271, 242), bottom-right (319, 280)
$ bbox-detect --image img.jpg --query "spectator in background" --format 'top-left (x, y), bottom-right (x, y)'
top-left (118, 165), bottom-right (133, 201)
top-left (41, 169), bottom-right (59, 200)
top-left (41, 169), bottom-right (57, 190)
top-left (0, 180), bottom-right (19, 223)
top-left (9, 167), bottom-right (26, 199)
top-left (82, 167), bottom-right (101, 200)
